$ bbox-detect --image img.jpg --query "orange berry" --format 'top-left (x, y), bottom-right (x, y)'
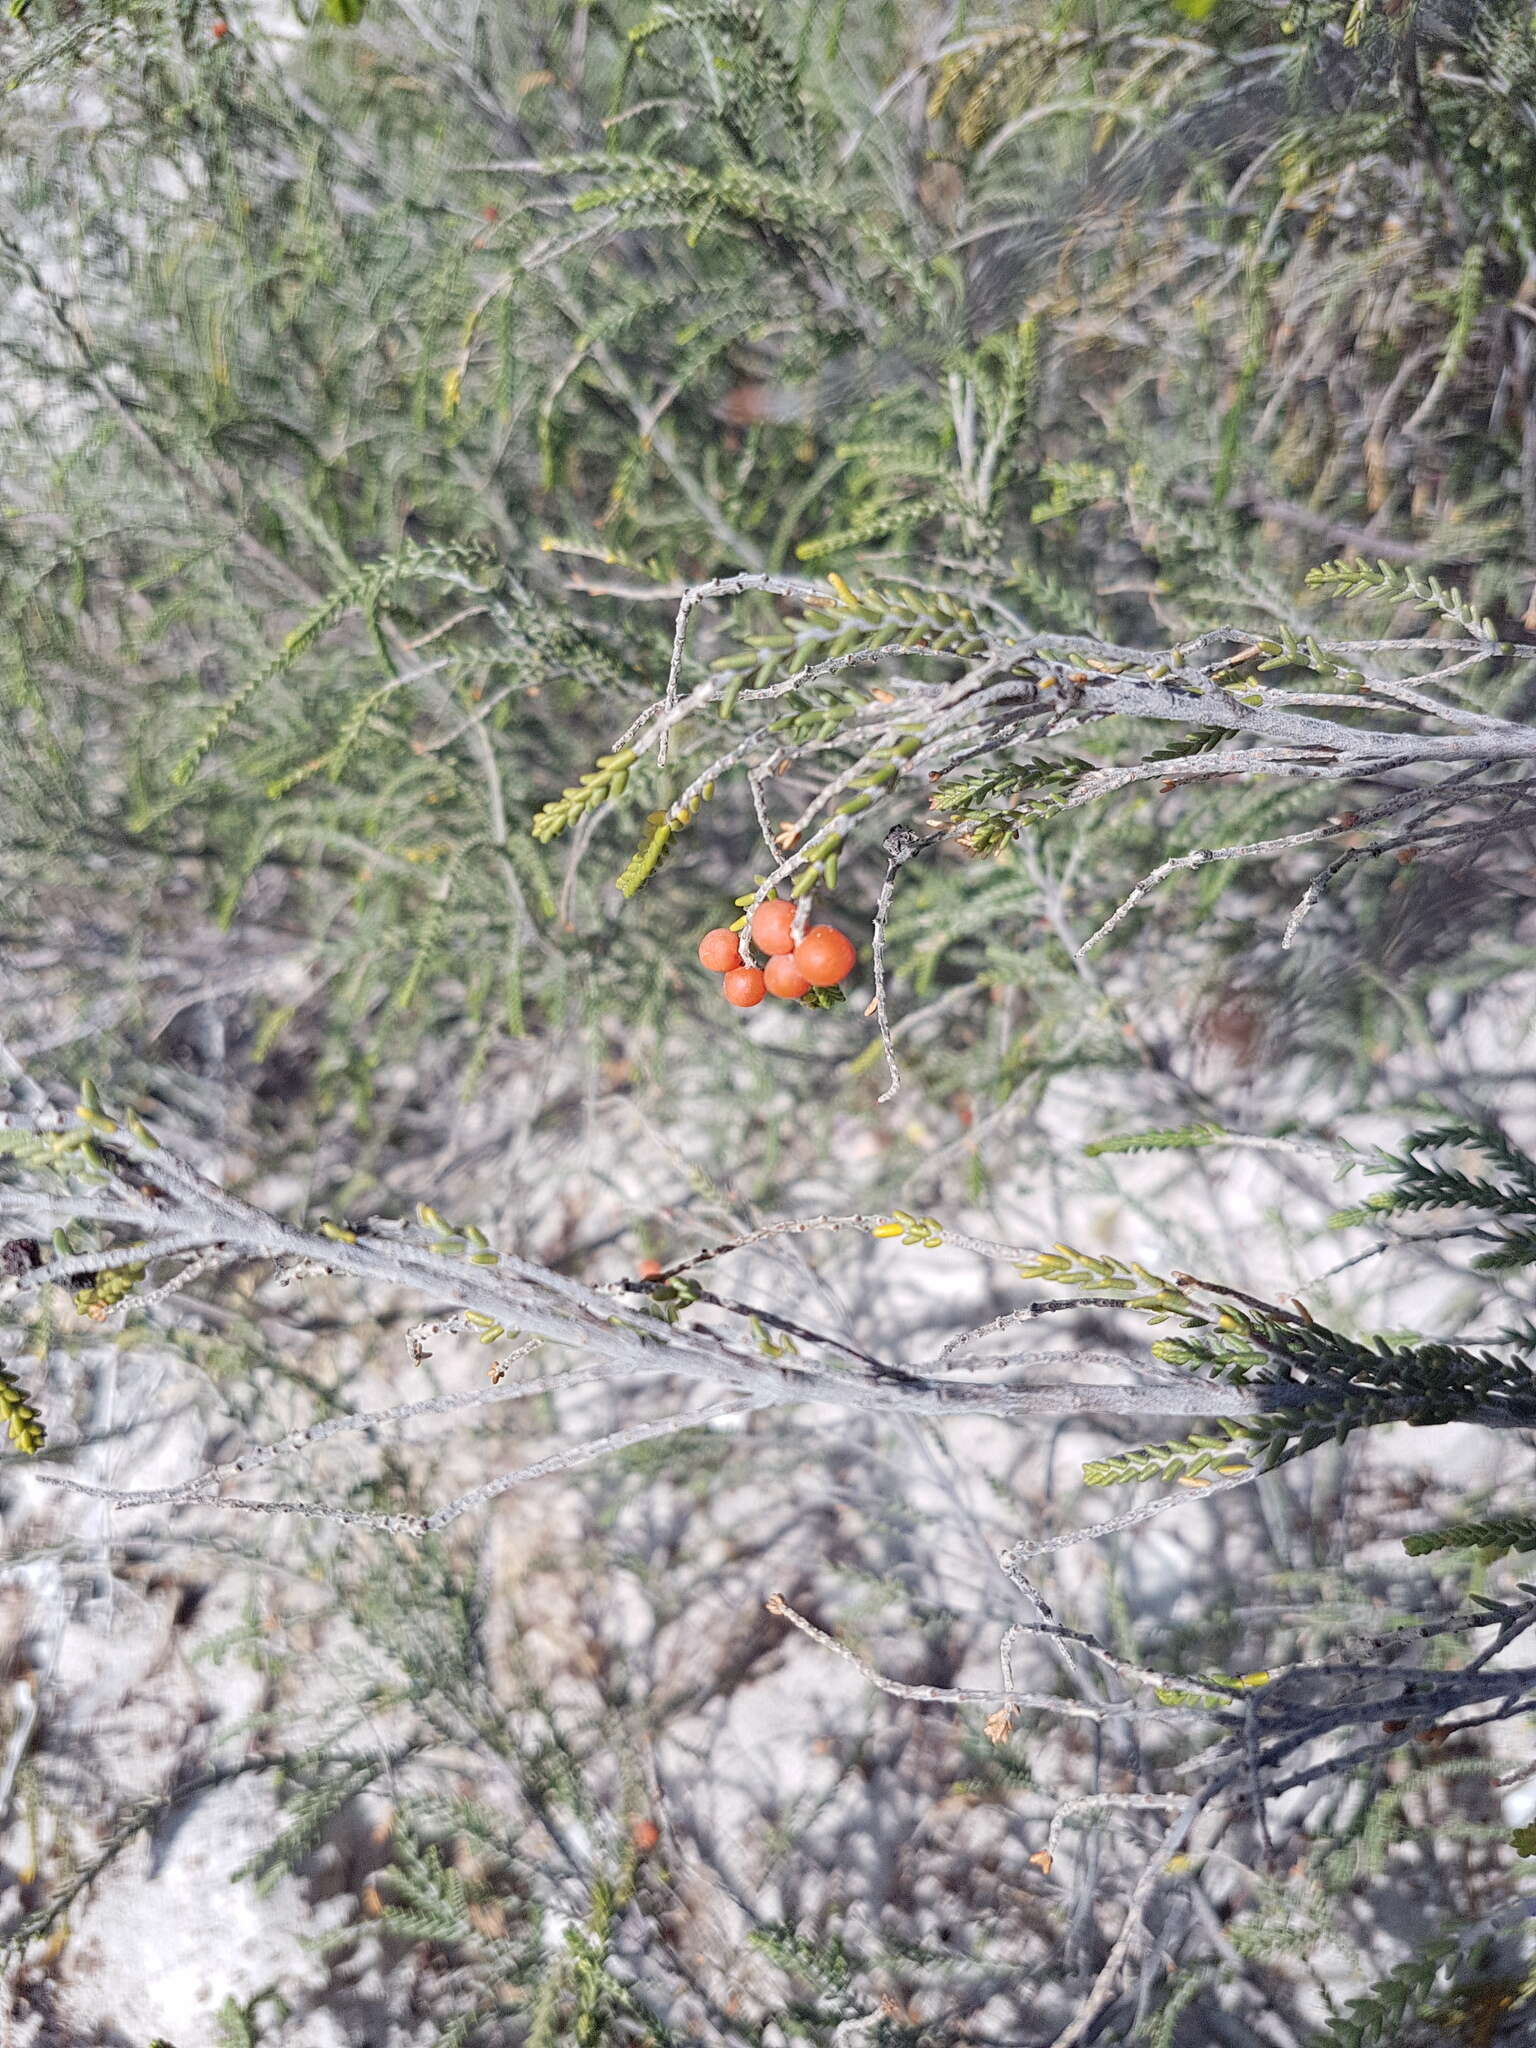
top-left (764, 954), bottom-right (811, 1000)
top-left (211, 16), bottom-right (228, 32)
top-left (630, 1817), bottom-right (661, 1854)
top-left (750, 897), bottom-right (797, 955)
top-left (637, 1258), bottom-right (663, 1280)
top-left (793, 925), bottom-right (856, 987)
top-left (722, 966), bottom-right (767, 1008)
top-left (698, 927), bottom-right (742, 973)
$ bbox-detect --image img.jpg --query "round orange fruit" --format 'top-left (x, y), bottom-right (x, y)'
top-left (698, 928), bottom-right (742, 973)
top-left (764, 955), bottom-right (811, 1000)
top-left (722, 966), bottom-right (767, 1008)
top-left (793, 925), bottom-right (856, 987)
top-left (750, 897), bottom-right (797, 955)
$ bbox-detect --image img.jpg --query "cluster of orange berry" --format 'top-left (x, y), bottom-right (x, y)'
top-left (697, 898), bottom-right (856, 1008)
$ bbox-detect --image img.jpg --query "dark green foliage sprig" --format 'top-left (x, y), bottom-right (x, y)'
top-left (1139, 724), bottom-right (1231, 764)
top-left (746, 1923), bottom-right (858, 2022)
top-left (377, 1835), bottom-right (479, 1946)
top-left (1403, 1514), bottom-right (1536, 1561)
top-left (1309, 1936), bottom-right (1461, 2048)
top-left (637, 1274), bottom-right (703, 1325)
top-left (929, 753), bottom-right (1097, 854)
top-left (1147, 1327), bottom-right (1267, 1386)
top-left (1335, 1124), bottom-right (1536, 1269)
top-left (1464, 1229), bottom-right (1536, 1274)
top-left (235, 1753), bottom-right (400, 1899)
top-left (1085, 1290), bottom-right (1536, 1490)
top-left (1244, 1310), bottom-right (1536, 1419)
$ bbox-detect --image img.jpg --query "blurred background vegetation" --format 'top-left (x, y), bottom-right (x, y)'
top-left (5, 0), bottom-right (1536, 2041)
top-left (8, 0), bottom-right (1536, 1147)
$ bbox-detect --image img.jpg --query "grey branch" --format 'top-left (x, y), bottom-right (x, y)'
top-left (7, 1103), bottom-right (1536, 1531)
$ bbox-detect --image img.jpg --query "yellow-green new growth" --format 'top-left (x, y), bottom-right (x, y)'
top-left (821, 573), bottom-right (993, 658)
top-left (74, 1264), bottom-right (146, 1316)
top-left (0, 1363), bottom-right (44, 1455)
top-left (615, 786), bottom-right (710, 898)
top-left (1084, 1419), bottom-right (1260, 1489)
top-left (75, 1074), bottom-right (120, 1136)
top-left (415, 1203), bottom-right (500, 1267)
top-left (1016, 1244), bottom-right (1203, 1325)
top-left (870, 1210), bottom-right (944, 1248)
top-left (530, 749), bottom-right (636, 844)
top-left (1155, 1668), bottom-right (1271, 1709)
top-left (790, 828), bottom-right (844, 897)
